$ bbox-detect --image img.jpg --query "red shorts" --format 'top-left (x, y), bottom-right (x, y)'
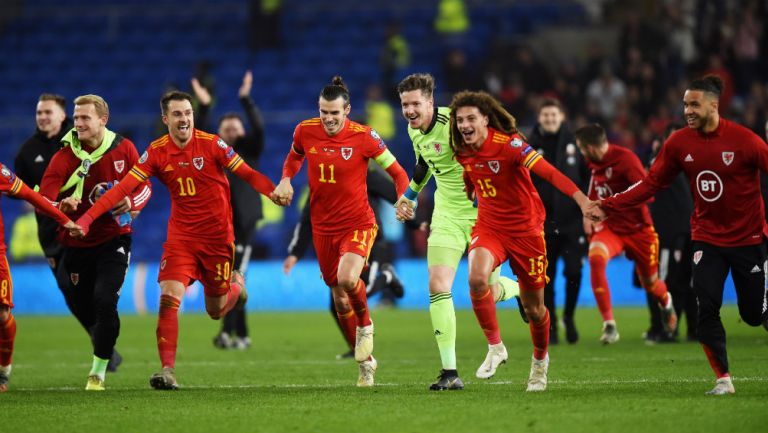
top-left (313, 225), bottom-right (378, 287)
top-left (159, 240), bottom-right (235, 297)
top-left (469, 227), bottom-right (549, 291)
top-left (0, 255), bottom-right (12, 308)
top-left (590, 225), bottom-right (659, 278)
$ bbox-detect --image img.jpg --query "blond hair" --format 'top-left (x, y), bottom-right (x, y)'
top-left (74, 94), bottom-right (109, 117)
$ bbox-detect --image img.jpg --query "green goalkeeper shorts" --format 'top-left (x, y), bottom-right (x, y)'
top-left (426, 213), bottom-right (500, 284)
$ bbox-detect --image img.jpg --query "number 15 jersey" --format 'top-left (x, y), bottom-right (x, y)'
top-left (456, 128), bottom-right (547, 237)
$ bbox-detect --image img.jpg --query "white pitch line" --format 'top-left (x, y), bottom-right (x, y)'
top-left (9, 376), bottom-right (768, 392)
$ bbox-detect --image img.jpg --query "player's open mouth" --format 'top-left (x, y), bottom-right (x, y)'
top-left (461, 130), bottom-right (475, 141)
top-left (686, 116), bottom-right (697, 126)
top-left (179, 125), bottom-right (189, 132)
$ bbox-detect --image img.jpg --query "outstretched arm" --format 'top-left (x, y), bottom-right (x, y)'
top-left (394, 156), bottom-right (431, 221)
top-left (601, 139), bottom-right (681, 214)
top-left (75, 173), bottom-right (143, 234)
top-left (12, 180), bottom-right (72, 226)
top-left (530, 156), bottom-right (590, 213)
top-left (373, 149), bottom-right (408, 197)
top-left (230, 160), bottom-right (276, 197)
top-left (273, 146), bottom-right (305, 206)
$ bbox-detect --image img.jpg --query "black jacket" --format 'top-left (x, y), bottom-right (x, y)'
top-left (199, 96), bottom-right (266, 239)
top-left (14, 118), bottom-right (73, 256)
top-left (649, 173), bottom-right (692, 245)
top-left (528, 123), bottom-right (589, 233)
top-left (227, 96), bottom-right (266, 238)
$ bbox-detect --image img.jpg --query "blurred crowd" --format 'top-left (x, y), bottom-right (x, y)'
top-left (470, 0), bottom-right (767, 159)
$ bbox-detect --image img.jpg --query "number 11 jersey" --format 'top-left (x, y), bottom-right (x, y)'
top-left (291, 118), bottom-right (387, 235)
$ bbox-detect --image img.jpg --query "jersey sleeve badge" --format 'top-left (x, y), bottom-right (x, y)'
top-left (1, 164), bottom-right (15, 182)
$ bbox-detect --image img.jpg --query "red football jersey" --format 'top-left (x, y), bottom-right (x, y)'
top-left (39, 136), bottom-right (151, 248)
top-left (586, 144), bottom-right (653, 234)
top-left (290, 118), bottom-right (388, 235)
top-left (0, 164), bottom-right (25, 254)
top-left (129, 129), bottom-right (243, 243)
top-left (603, 118), bottom-right (768, 247)
top-left (456, 128), bottom-right (546, 236)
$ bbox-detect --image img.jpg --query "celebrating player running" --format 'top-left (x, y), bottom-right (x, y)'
top-left (272, 76), bottom-right (409, 387)
top-left (449, 91), bottom-right (591, 392)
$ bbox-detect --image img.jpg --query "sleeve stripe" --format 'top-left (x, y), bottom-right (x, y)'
top-left (290, 144), bottom-right (304, 156)
top-left (130, 167), bottom-right (148, 181)
top-left (10, 178), bottom-right (22, 195)
top-left (524, 153), bottom-right (542, 169)
top-left (133, 185), bottom-right (151, 206)
top-left (226, 155), bottom-right (244, 170)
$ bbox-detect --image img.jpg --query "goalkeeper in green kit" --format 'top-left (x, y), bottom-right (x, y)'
top-left (394, 74), bottom-right (526, 390)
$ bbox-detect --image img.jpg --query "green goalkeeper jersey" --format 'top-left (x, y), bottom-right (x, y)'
top-left (408, 106), bottom-right (477, 220)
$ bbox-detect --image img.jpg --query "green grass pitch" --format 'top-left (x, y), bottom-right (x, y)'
top-left (3, 306), bottom-right (767, 433)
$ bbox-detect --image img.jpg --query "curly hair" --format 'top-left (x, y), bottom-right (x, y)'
top-left (449, 90), bottom-right (524, 157)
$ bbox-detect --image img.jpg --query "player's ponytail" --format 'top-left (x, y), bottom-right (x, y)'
top-left (320, 76), bottom-right (350, 107)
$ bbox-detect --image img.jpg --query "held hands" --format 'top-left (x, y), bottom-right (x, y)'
top-left (394, 196), bottom-right (416, 222)
top-left (271, 178), bottom-right (294, 206)
top-left (64, 220), bottom-right (85, 239)
top-left (582, 200), bottom-right (607, 223)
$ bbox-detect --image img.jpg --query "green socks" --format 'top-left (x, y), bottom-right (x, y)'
top-left (89, 355), bottom-right (109, 381)
top-left (496, 276), bottom-right (520, 303)
top-left (429, 292), bottom-right (457, 370)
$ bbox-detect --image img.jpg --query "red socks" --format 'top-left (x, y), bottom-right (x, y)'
top-left (0, 313), bottom-right (16, 366)
top-left (157, 295), bottom-right (180, 369)
top-left (470, 287), bottom-right (501, 345)
top-left (589, 253), bottom-right (614, 321)
top-left (219, 278), bottom-right (243, 318)
top-left (336, 310), bottom-right (357, 347)
top-left (648, 279), bottom-right (670, 307)
top-left (346, 280), bottom-right (371, 327)
top-left (530, 309), bottom-right (550, 360)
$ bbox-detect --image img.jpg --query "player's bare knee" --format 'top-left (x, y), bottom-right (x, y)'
top-left (525, 304), bottom-right (546, 323)
top-left (336, 277), bottom-right (357, 293)
top-left (206, 305), bottom-right (223, 320)
top-left (468, 273), bottom-right (490, 293)
top-left (0, 305), bottom-right (9, 323)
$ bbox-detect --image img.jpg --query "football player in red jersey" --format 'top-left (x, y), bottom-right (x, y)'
top-left (39, 94), bottom-right (152, 391)
top-left (591, 76), bottom-right (768, 395)
top-left (0, 163), bottom-right (78, 392)
top-left (272, 76), bottom-right (409, 387)
top-left (73, 91), bottom-right (279, 390)
top-left (449, 91), bottom-right (590, 392)
top-left (575, 123), bottom-right (677, 345)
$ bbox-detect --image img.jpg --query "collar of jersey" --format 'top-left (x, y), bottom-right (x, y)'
top-left (421, 106), bottom-right (439, 135)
